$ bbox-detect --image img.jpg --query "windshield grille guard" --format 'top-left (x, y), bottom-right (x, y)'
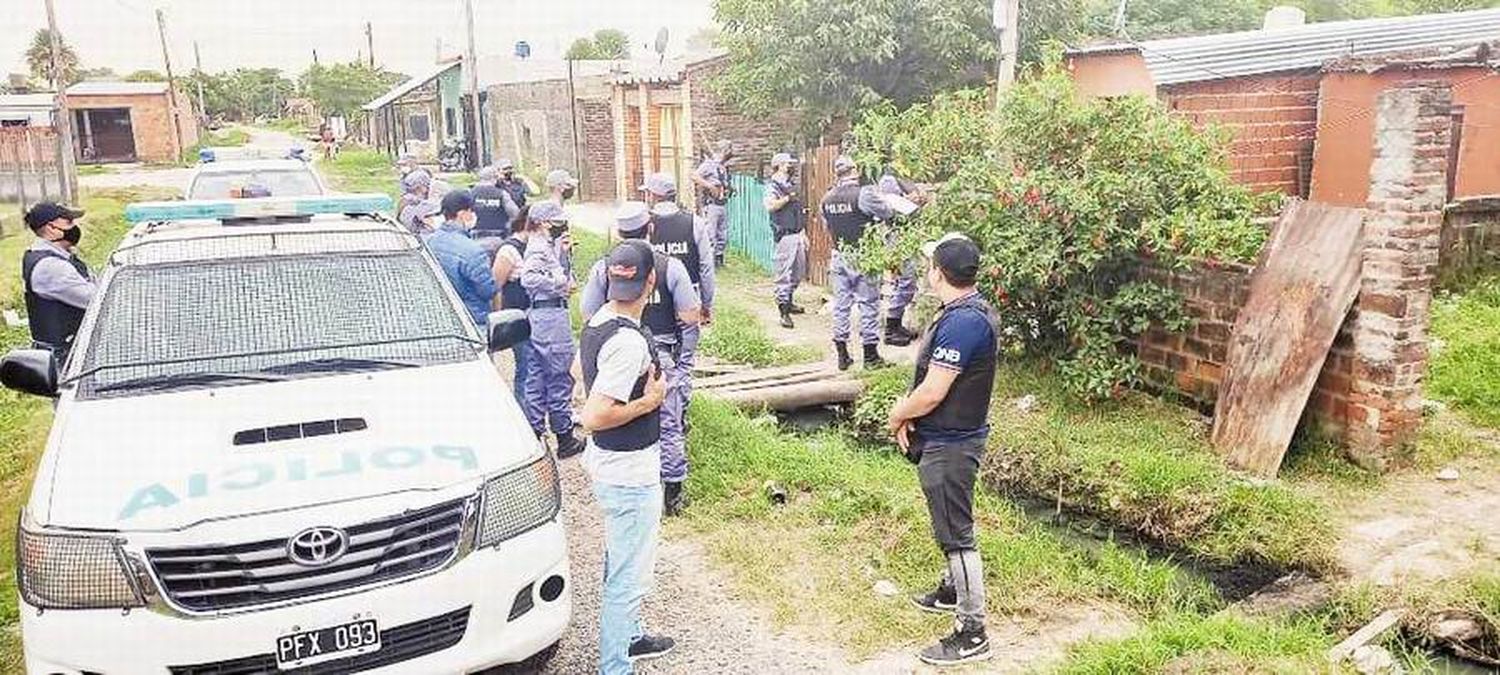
top-left (110, 221), bottom-right (420, 269)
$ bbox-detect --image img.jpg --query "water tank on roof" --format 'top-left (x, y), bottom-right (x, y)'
top-left (1263, 6), bottom-right (1307, 30)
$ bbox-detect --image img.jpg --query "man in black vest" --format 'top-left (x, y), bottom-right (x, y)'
top-left (820, 155), bottom-right (893, 371)
top-left (578, 240), bottom-right (676, 673)
top-left (886, 233), bottom-right (999, 667)
top-left (470, 165), bottom-right (519, 253)
top-left (765, 152), bottom-right (807, 328)
top-left (579, 197), bottom-right (704, 516)
top-left (495, 158), bottom-right (534, 210)
top-left (22, 202), bottom-right (96, 362)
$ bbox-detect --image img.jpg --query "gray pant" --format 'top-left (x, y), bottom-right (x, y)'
top-left (831, 249), bottom-right (881, 345)
top-left (773, 232), bottom-right (808, 306)
top-left (703, 203), bottom-right (728, 256)
top-left (917, 436), bottom-right (987, 628)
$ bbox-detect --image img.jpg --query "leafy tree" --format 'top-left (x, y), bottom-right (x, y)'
top-left (714, 0), bottom-right (998, 132)
top-left (76, 67), bottom-right (117, 80)
top-left (125, 69), bottom-right (166, 82)
top-left (298, 62), bottom-right (404, 119)
top-left (564, 28), bottom-right (632, 60)
top-left (24, 29), bottom-right (79, 87)
top-left (854, 65), bottom-right (1272, 401)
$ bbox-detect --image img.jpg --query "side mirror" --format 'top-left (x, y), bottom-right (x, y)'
top-left (486, 310), bottom-right (530, 353)
top-left (0, 350), bottom-right (58, 398)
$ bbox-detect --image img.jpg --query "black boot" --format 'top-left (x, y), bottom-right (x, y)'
top-left (778, 304), bottom-right (795, 329)
top-left (884, 317), bottom-right (916, 346)
top-left (715, 253), bottom-right (725, 268)
top-left (863, 343), bottom-right (887, 369)
top-left (835, 341), bottom-right (853, 371)
top-left (788, 303), bottom-right (807, 315)
top-left (555, 429), bottom-right (586, 460)
top-left (664, 481), bottom-right (687, 516)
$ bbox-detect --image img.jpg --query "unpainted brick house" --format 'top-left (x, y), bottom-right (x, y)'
top-left (23, 81), bottom-right (200, 164)
top-left (1065, 8), bottom-right (1500, 201)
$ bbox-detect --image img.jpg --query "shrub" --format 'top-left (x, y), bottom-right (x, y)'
top-left (853, 63), bottom-right (1273, 400)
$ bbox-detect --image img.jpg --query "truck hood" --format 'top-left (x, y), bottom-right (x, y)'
top-left (37, 361), bottom-right (539, 532)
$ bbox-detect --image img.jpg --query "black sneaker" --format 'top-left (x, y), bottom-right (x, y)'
top-left (918, 623), bottom-right (991, 666)
top-left (911, 584), bottom-right (957, 614)
top-left (628, 634), bottom-right (676, 662)
top-left (555, 431), bottom-right (586, 460)
top-left (663, 481), bottom-right (687, 517)
top-left (788, 303), bottom-right (807, 315)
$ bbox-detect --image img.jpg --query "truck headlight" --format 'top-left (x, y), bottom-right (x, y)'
top-left (477, 454), bottom-right (561, 548)
top-left (17, 522), bottom-right (144, 610)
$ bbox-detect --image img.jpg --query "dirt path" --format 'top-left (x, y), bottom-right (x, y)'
top-left (730, 268), bottom-right (924, 367)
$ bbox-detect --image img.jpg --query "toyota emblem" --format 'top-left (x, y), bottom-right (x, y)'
top-left (287, 526), bottom-right (349, 567)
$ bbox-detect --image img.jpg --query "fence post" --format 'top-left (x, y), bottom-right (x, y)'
top-left (30, 133), bottom-right (51, 201)
top-left (12, 136), bottom-right (28, 223)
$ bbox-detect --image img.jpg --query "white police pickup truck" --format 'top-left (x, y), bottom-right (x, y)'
top-left (2, 195), bottom-right (569, 673)
top-left (189, 148), bottom-right (326, 200)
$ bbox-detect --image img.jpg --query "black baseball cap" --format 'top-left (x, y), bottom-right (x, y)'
top-left (606, 240), bottom-right (655, 302)
top-left (440, 189), bottom-right (476, 218)
top-left (24, 202), bottom-right (84, 231)
top-left (922, 233), bottom-right (981, 285)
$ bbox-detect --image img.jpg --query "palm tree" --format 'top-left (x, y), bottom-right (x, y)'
top-left (24, 29), bottom-right (80, 88)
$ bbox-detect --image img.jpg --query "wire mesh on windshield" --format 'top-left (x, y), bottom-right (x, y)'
top-left (75, 251), bottom-right (477, 398)
top-left (111, 227), bottom-right (418, 268)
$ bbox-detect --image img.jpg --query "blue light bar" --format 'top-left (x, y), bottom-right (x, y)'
top-left (125, 194), bottom-right (394, 223)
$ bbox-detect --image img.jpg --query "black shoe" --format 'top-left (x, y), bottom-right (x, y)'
top-left (715, 253), bottom-right (725, 268)
top-left (555, 430), bottom-right (586, 460)
top-left (778, 304), bottom-right (795, 329)
top-left (863, 344), bottom-right (887, 369)
top-left (884, 317), bottom-right (916, 347)
top-left (918, 623), bottom-right (991, 666)
top-left (911, 584), bottom-right (957, 614)
top-left (835, 341), bottom-right (853, 371)
top-left (628, 634), bottom-right (676, 662)
top-left (664, 481), bottom-right (687, 516)
top-left (788, 303), bottom-right (807, 315)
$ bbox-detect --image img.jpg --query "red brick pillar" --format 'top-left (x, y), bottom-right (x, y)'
top-left (1345, 81), bottom-right (1452, 467)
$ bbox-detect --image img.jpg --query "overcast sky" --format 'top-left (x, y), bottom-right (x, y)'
top-left (3, 0), bottom-right (717, 79)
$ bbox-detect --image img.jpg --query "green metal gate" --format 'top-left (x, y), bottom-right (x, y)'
top-left (725, 173), bottom-right (775, 273)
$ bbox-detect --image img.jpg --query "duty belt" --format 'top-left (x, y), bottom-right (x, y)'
top-left (531, 298), bottom-right (569, 309)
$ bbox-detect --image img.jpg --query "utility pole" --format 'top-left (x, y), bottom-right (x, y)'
top-left (463, 0), bottom-right (484, 168)
top-left (156, 8), bottom-right (185, 159)
top-left (44, 0), bottom-right (77, 202)
top-left (365, 22), bottom-right (376, 68)
top-left (993, 0), bottom-right (1022, 100)
top-left (193, 40), bottom-right (206, 123)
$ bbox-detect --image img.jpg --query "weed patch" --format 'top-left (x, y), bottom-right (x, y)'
top-left (317, 148), bottom-right (400, 201)
top-left (699, 302), bottom-right (819, 367)
top-left (1056, 612), bottom-right (1332, 674)
top-left (1428, 275), bottom-right (1500, 427)
top-left (183, 127), bottom-right (251, 163)
top-left (683, 398), bottom-right (1217, 655)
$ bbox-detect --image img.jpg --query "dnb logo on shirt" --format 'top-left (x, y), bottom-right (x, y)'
top-left (933, 347), bottom-right (962, 365)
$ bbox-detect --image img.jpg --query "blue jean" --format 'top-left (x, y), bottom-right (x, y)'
top-left (593, 481), bottom-right (663, 675)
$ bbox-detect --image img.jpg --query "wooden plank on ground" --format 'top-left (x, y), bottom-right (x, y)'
top-left (1327, 609), bottom-right (1404, 664)
top-left (1212, 200), bottom-right (1365, 477)
top-left (709, 370), bottom-right (841, 394)
top-left (715, 378), bottom-right (866, 411)
top-left (695, 362), bottom-right (829, 389)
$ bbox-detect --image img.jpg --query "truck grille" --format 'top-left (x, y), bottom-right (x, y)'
top-left (147, 498), bottom-right (470, 612)
top-left (168, 606), bottom-right (471, 674)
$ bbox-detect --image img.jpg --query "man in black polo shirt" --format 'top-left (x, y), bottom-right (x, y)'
top-left (886, 233), bottom-right (999, 667)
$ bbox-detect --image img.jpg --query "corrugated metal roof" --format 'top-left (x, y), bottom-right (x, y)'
top-left (1068, 8), bottom-right (1500, 86)
top-left (67, 81), bottom-right (170, 96)
top-left (0, 93), bottom-right (56, 110)
top-left (362, 61), bottom-right (459, 112)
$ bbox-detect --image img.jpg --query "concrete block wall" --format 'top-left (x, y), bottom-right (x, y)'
top-left (1163, 74), bottom-right (1321, 196)
top-left (487, 79), bottom-right (577, 176)
top-left (1440, 197), bottom-right (1500, 274)
top-left (683, 57), bottom-right (797, 183)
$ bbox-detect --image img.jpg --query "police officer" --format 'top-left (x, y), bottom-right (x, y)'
top-left (820, 155), bottom-right (893, 371)
top-left (544, 169), bottom-right (579, 207)
top-left (765, 153), bottom-right (807, 329)
top-left (691, 140), bottom-right (734, 268)
top-left (397, 198), bottom-right (442, 236)
top-left (521, 201), bottom-right (586, 458)
top-left (492, 205), bottom-right (536, 407)
top-left (496, 158), bottom-right (536, 210)
top-left (470, 165), bottom-right (519, 255)
top-left (21, 202), bottom-right (96, 362)
top-left (887, 233), bottom-right (999, 667)
top-left (580, 197), bottom-right (704, 516)
top-left (877, 172), bottom-right (922, 346)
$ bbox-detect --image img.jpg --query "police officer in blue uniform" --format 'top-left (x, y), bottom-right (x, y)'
top-left (819, 155), bottom-right (893, 371)
top-left (887, 233), bottom-right (999, 667)
top-left (691, 141), bottom-right (734, 268)
top-left (766, 153), bottom-right (808, 329)
top-left (521, 201), bottom-right (586, 458)
top-left (877, 172), bottom-right (922, 346)
top-left (581, 193), bottom-right (706, 516)
top-left (495, 158), bottom-right (535, 210)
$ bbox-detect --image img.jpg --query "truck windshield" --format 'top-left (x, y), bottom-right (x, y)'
top-left (73, 250), bottom-right (477, 398)
top-left (189, 170), bottom-right (322, 199)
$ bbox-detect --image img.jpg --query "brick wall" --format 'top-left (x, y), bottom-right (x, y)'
top-left (684, 56), bottom-right (797, 181)
top-left (579, 99), bottom-right (615, 202)
top-left (487, 79), bottom-right (576, 175)
top-left (69, 91), bottom-right (194, 163)
top-left (1441, 197), bottom-right (1500, 274)
top-left (1163, 73), bottom-right (1321, 197)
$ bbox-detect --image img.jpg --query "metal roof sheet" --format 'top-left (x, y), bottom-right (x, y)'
top-left (66, 81), bottom-right (170, 96)
top-left (362, 61), bottom-right (459, 111)
top-left (1068, 8), bottom-right (1500, 86)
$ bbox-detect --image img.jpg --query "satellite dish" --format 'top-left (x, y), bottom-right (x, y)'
top-left (514, 41), bottom-right (532, 59)
top-left (654, 27), bottom-right (670, 58)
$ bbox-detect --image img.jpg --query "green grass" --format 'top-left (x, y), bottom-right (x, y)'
top-left (977, 361), bottom-right (1336, 572)
top-left (76, 164), bottom-right (112, 176)
top-left (316, 148), bottom-right (400, 201)
top-left (1428, 274), bottom-right (1500, 427)
top-left (257, 118), bottom-right (306, 134)
top-left (698, 302), bottom-right (820, 367)
top-left (182, 127), bottom-right (251, 164)
top-left (1054, 612), bottom-right (1334, 674)
top-left (0, 185), bottom-right (175, 669)
top-left (681, 397), bottom-right (1220, 655)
